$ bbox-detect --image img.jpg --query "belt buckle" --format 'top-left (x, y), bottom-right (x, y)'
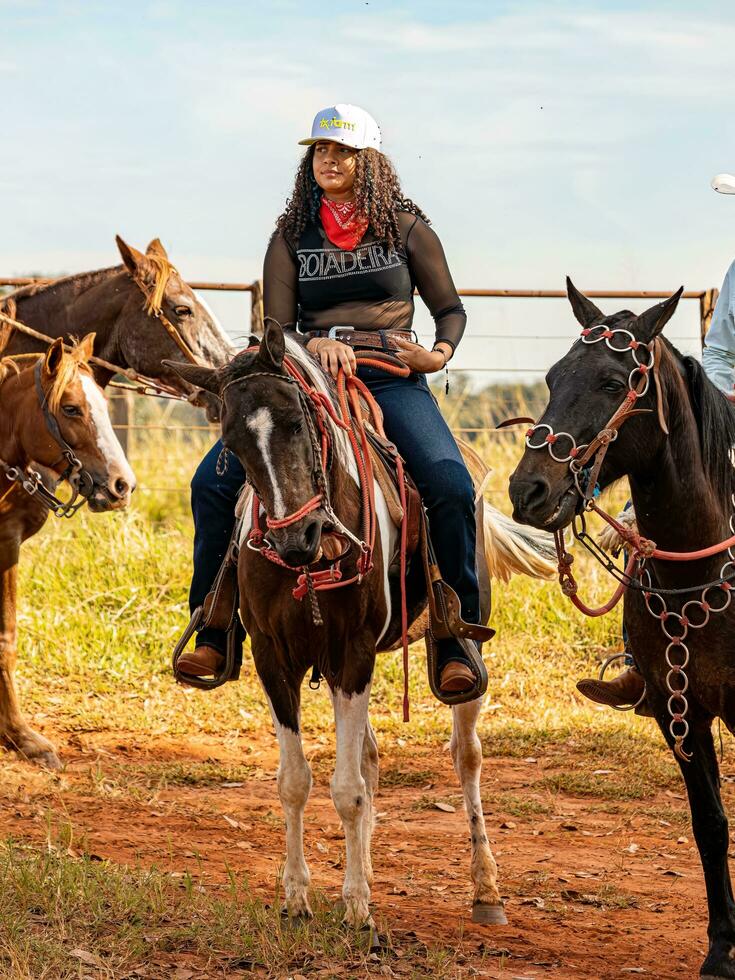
top-left (327, 326), bottom-right (354, 341)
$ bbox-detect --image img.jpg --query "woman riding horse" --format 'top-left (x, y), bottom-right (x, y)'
top-left (179, 103), bottom-right (484, 695)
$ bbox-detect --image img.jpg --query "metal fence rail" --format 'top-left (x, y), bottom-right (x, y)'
top-left (1, 274), bottom-right (719, 498)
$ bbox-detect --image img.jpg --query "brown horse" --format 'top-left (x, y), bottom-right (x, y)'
top-left (0, 236), bottom-right (234, 420)
top-left (510, 282), bottom-right (735, 979)
top-left (170, 320), bottom-right (555, 931)
top-left (0, 335), bottom-right (135, 768)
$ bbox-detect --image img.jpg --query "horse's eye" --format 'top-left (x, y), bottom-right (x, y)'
top-left (174, 305), bottom-right (192, 318)
top-left (292, 420), bottom-right (304, 436)
top-left (62, 404), bottom-right (82, 418)
top-left (602, 380), bottom-right (626, 393)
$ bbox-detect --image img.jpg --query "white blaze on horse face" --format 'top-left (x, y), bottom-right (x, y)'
top-left (80, 375), bottom-right (136, 490)
top-left (247, 407), bottom-right (285, 519)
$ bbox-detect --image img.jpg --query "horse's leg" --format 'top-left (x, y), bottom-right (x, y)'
top-left (451, 697), bottom-right (506, 924)
top-left (654, 710), bottom-right (735, 978)
top-left (331, 681), bottom-right (373, 927)
top-left (0, 537), bottom-right (59, 769)
top-left (360, 719), bottom-right (379, 887)
top-left (254, 638), bottom-right (312, 918)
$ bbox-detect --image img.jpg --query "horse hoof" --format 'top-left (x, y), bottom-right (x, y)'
top-left (10, 735), bottom-right (61, 770)
top-left (471, 901), bottom-right (507, 925)
top-left (362, 923), bottom-right (384, 952)
top-left (280, 902), bottom-right (313, 921)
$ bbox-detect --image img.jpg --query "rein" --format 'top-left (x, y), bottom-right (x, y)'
top-left (0, 361), bottom-right (96, 518)
top-left (1, 253), bottom-right (205, 401)
top-left (523, 323), bottom-right (735, 760)
top-left (0, 309), bottom-right (188, 401)
top-left (228, 348), bottom-right (415, 721)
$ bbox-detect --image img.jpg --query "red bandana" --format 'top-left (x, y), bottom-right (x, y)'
top-left (319, 196), bottom-right (369, 251)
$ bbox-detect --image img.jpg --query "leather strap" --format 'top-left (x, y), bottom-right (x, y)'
top-left (172, 517), bottom-right (245, 689)
top-left (312, 328), bottom-right (413, 353)
top-left (418, 507), bottom-right (492, 705)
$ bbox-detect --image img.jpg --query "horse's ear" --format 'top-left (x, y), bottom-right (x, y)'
top-left (634, 287), bottom-right (685, 343)
top-left (258, 318), bottom-right (285, 369)
top-left (77, 333), bottom-right (96, 363)
top-left (566, 277), bottom-right (604, 329)
top-left (43, 337), bottom-right (65, 379)
top-left (161, 359), bottom-right (221, 395)
top-left (116, 235), bottom-right (147, 276)
top-left (146, 237), bottom-right (169, 259)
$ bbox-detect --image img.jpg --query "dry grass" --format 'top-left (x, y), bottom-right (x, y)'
top-left (0, 409), bottom-right (713, 977)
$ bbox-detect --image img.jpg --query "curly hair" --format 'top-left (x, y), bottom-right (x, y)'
top-left (275, 146), bottom-right (429, 251)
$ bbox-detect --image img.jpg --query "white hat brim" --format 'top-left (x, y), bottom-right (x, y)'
top-left (298, 135), bottom-right (361, 148)
top-left (712, 173), bottom-right (735, 195)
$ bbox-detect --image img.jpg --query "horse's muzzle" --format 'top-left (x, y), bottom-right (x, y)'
top-left (272, 516), bottom-right (323, 568)
top-left (87, 473), bottom-right (135, 512)
top-left (508, 472), bottom-right (577, 531)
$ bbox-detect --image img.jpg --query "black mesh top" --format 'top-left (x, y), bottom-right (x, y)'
top-left (263, 211), bottom-right (467, 351)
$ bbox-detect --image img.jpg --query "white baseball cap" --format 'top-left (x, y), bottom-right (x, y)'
top-left (712, 173), bottom-right (735, 195)
top-left (298, 104), bottom-right (382, 151)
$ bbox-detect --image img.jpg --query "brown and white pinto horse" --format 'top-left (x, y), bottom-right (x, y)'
top-left (171, 320), bottom-right (553, 929)
top-left (0, 335), bottom-right (135, 768)
top-left (0, 236), bottom-right (233, 420)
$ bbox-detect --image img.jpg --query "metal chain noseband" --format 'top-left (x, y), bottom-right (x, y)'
top-left (526, 325), bottom-right (655, 478)
top-left (525, 323), bottom-right (732, 760)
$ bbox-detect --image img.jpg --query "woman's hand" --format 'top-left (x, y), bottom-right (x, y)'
top-left (306, 337), bottom-right (357, 378)
top-left (393, 336), bottom-right (450, 373)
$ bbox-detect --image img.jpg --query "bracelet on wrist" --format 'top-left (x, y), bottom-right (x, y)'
top-left (432, 346), bottom-right (450, 368)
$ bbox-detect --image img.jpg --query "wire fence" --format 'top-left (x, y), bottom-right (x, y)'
top-left (2, 275), bottom-right (719, 499)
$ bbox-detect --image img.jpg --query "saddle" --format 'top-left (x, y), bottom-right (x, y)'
top-left (172, 347), bottom-right (493, 705)
top-left (173, 448), bottom-right (491, 705)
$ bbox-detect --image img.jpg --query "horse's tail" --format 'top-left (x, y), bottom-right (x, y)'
top-left (456, 437), bottom-right (556, 583)
top-left (481, 502), bottom-right (556, 583)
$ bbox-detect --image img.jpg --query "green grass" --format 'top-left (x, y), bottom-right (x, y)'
top-left (0, 421), bottom-right (709, 976)
top-left (0, 833), bottom-right (489, 979)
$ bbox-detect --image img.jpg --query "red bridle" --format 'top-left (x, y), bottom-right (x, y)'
top-left (225, 349), bottom-right (414, 721)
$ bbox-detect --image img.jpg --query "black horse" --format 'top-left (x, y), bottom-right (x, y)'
top-left (510, 281), bottom-right (735, 979)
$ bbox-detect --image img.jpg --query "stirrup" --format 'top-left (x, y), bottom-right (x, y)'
top-left (598, 652), bottom-right (647, 712)
top-left (172, 606), bottom-right (244, 691)
top-left (425, 631), bottom-right (488, 706)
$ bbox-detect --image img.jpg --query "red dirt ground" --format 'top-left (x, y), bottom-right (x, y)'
top-left (0, 728), bottom-right (716, 979)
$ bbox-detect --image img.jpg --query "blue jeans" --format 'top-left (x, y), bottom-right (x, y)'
top-left (190, 369), bottom-right (480, 664)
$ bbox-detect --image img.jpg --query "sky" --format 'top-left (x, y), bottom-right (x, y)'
top-left (2, 0), bottom-right (735, 379)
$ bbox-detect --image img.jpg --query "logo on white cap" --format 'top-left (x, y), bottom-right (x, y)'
top-left (712, 174), bottom-right (735, 195)
top-left (299, 104), bottom-right (382, 151)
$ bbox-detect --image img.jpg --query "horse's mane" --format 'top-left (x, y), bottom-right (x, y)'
top-left (282, 337), bottom-right (353, 469)
top-left (3, 254), bottom-right (176, 314)
top-left (662, 338), bottom-right (735, 509)
top-left (0, 337), bottom-right (93, 412)
top-left (3, 266), bottom-right (121, 303)
top-left (222, 337), bottom-right (353, 471)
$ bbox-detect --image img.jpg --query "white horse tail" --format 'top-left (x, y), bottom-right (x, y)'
top-left (481, 501), bottom-right (556, 583)
top-left (455, 437), bottom-right (556, 584)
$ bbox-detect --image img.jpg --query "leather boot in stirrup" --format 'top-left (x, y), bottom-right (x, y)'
top-left (176, 645), bottom-right (225, 678)
top-left (576, 665), bottom-right (645, 708)
top-left (439, 660), bottom-right (476, 694)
